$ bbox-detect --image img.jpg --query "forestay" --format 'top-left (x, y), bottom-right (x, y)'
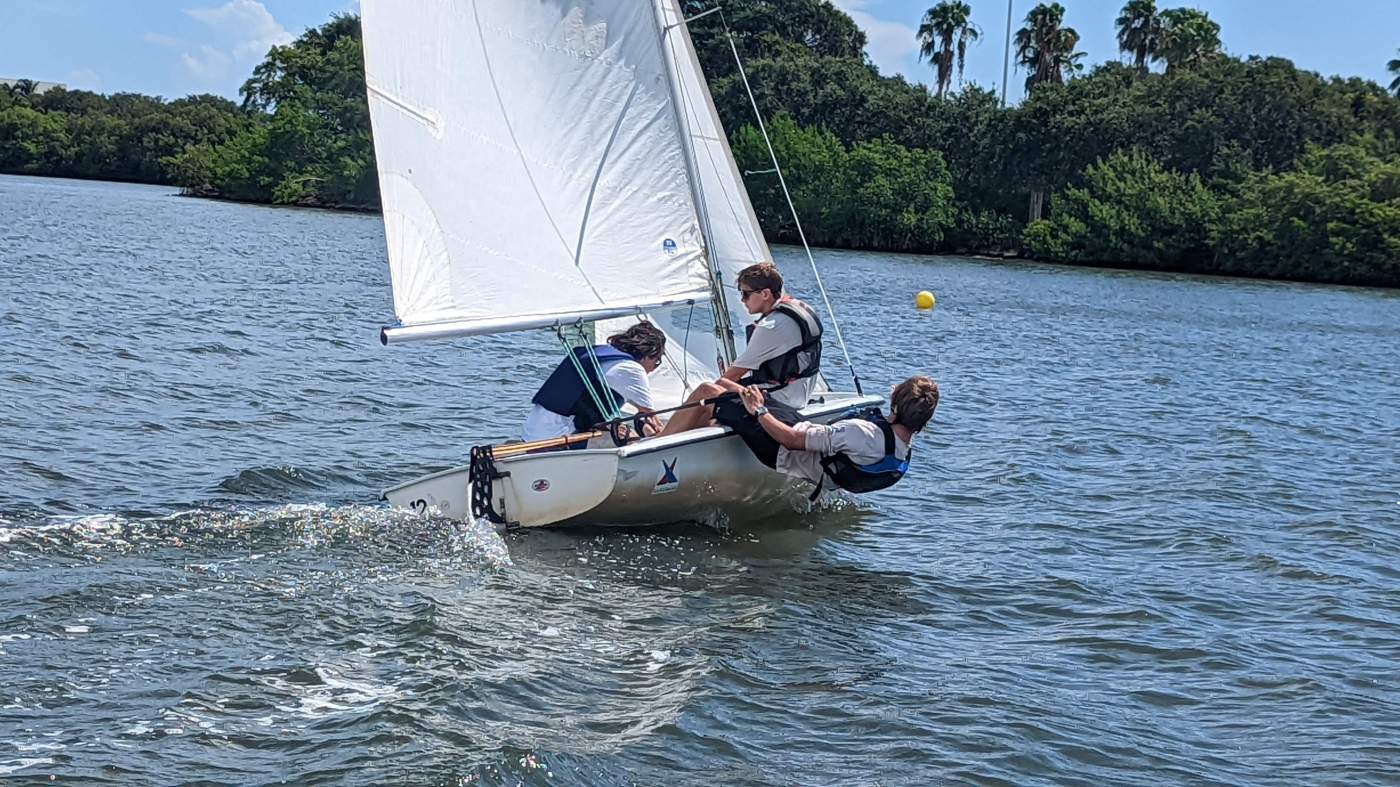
top-left (363, 0), bottom-right (715, 343)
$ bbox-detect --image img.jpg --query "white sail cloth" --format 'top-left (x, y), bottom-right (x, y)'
top-left (364, 0), bottom-right (709, 340)
top-left (364, 0), bottom-right (774, 358)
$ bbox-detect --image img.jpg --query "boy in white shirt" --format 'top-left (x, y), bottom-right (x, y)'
top-left (659, 262), bottom-right (823, 436)
top-left (522, 322), bottom-right (665, 444)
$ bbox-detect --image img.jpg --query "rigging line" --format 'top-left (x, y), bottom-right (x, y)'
top-left (578, 322), bottom-right (621, 419)
top-left (721, 11), bottom-right (864, 395)
top-left (557, 326), bottom-right (616, 423)
top-left (593, 329), bottom-right (623, 418)
top-left (682, 300), bottom-right (695, 391)
top-left (669, 6), bottom-right (720, 27)
top-left (664, 22), bottom-right (762, 266)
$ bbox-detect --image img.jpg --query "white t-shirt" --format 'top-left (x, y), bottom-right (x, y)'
top-left (521, 358), bottom-right (653, 442)
top-left (733, 302), bottom-right (818, 409)
top-left (777, 419), bottom-right (910, 486)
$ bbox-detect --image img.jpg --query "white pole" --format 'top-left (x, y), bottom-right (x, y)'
top-left (1002, 0), bottom-right (1014, 107)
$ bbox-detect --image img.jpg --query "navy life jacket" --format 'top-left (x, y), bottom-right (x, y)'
top-left (812, 410), bottom-right (910, 498)
top-left (742, 300), bottom-right (823, 390)
top-left (532, 344), bottom-right (635, 436)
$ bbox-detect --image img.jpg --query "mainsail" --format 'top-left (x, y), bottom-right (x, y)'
top-left (364, 0), bottom-right (721, 343)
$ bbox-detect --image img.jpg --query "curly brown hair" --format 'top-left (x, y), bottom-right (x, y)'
top-left (607, 321), bottom-right (666, 361)
top-left (890, 376), bottom-right (940, 432)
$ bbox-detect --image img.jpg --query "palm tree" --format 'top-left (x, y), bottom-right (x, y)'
top-left (1155, 8), bottom-right (1222, 73)
top-left (1116, 0), bottom-right (1162, 75)
top-left (1014, 3), bottom-right (1085, 93)
top-left (1388, 50), bottom-right (1400, 96)
top-left (917, 1), bottom-right (981, 99)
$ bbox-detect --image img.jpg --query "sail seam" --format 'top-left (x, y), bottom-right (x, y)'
top-left (573, 80), bottom-right (642, 272)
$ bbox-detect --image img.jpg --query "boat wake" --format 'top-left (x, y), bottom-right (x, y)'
top-left (0, 503), bottom-right (511, 570)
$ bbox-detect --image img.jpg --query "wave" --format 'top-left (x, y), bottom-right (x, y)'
top-left (176, 342), bottom-right (257, 356)
top-left (215, 465), bottom-right (360, 497)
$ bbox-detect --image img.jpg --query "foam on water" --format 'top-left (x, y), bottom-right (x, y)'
top-left (0, 504), bottom-right (510, 570)
top-left (0, 758), bottom-right (54, 777)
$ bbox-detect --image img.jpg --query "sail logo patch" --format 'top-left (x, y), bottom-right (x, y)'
top-left (662, 238), bottom-right (677, 256)
top-left (652, 458), bottom-right (680, 494)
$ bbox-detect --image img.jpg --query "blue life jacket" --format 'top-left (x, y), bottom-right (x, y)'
top-left (532, 345), bottom-right (635, 434)
top-left (741, 300), bottom-right (823, 391)
top-left (813, 410), bottom-right (910, 497)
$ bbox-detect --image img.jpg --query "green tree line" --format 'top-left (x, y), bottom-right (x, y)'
top-left (0, 83), bottom-right (250, 184)
top-left (4, 2), bottom-right (1399, 286)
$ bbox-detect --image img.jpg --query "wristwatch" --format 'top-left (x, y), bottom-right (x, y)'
top-left (753, 405), bottom-right (769, 418)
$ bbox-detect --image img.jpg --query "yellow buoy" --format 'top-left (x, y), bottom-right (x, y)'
top-left (916, 290), bottom-right (936, 310)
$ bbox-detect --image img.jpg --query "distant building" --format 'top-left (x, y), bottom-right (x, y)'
top-left (0, 78), bottom-right (66, 95)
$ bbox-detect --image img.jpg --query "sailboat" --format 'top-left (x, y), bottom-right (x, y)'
top-left (362, 0), bottom-right (880, 528)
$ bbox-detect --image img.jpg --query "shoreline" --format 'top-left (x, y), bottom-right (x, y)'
top-left (175, 186), bottom-right (380, 214)
top-left (5, 172), bottom-right (1395, 291)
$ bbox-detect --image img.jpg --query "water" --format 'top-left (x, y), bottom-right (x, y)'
top-left (1, 174), bottom-right (1397, 785)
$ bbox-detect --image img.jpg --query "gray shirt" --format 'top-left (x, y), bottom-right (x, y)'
top-left (777, 419), bottom-right (911, 486)
top-left (733, 301), bottom-right (819, 408)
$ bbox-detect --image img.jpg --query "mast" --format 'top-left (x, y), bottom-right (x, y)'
top-left (650, 0), bottom-right (739, 367)
top-left (1002, 0), bottom-right (1013, 107)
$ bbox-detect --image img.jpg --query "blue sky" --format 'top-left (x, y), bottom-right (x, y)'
top-left (1, 0), bottom-right (1396, 102)
top-left (838, 0), bottom-right (1400, 101)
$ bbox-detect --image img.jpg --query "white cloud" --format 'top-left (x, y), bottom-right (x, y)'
top-left (831, 0), bottom-right (927, 84)
top-left (185, 0), bottom-right (293, 59)
top-left (180, 44), bottom-right (233, 78)
top-left (153, 0), bottom-right (292, 85)
top-left (142, 32), bottom-right (185, 49)
top-left (66, 68), bottom-right (102, 92)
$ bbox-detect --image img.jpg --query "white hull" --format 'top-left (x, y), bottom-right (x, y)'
top-left (383, 392), bottom-right (883, 528)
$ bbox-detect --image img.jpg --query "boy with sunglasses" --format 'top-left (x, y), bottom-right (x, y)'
top-left (659, 263), bottom-right (823, 436)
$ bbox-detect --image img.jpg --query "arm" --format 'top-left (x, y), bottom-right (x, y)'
top-left (713, 377), bottom-right (746, 394)
top-left (633, 406), bottom-right (661, 436)
top-left (738, 386), bottom-right (807, 451)
top-left (756, 411), bottom-right (806, 451)
top-left (720, 364), bottom-right (750, 383)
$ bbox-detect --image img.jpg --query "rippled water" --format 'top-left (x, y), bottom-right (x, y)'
top-left (2, 174), bottom-right (1398, 785)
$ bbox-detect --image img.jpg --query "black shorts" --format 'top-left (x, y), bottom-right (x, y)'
top-left (713, 396), bottom-right (803, 469)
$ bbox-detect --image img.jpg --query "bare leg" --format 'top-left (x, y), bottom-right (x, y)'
top-left (658, 382), bottom-right (725, 436)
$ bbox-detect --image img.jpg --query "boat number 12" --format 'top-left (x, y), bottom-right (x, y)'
top-left (410, 499), bottom-right (429, 515)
